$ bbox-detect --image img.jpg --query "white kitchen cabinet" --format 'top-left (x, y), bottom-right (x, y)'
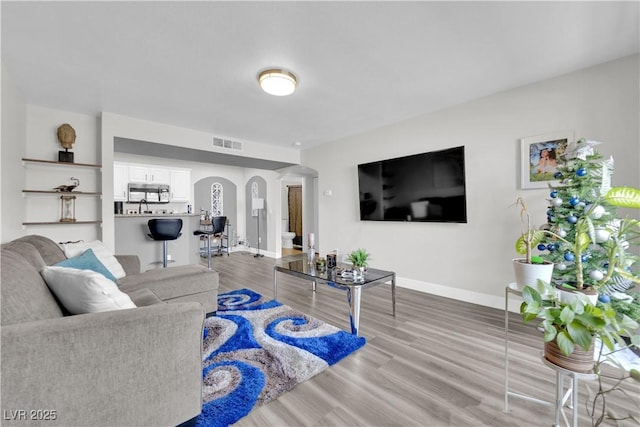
top-left (128, 165), bottom-right (170, 184)
top-left (113, 163), bottom-right (128, 201)
top-left (170, 169), bottom-right (191, 202)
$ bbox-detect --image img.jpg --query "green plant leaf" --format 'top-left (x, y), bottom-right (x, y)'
top-left (560, 305), bottom-right (575, 325)
top-left (576, 231), bottom-right (591, 253)
top-left (556, 331), bottom-right (575, 356)
top-left (567, 321), bottom-right (593, 351)
top-left (605, 187), bottom-right (640, 208)
top-left (574, 312), bottom-right (606, 329)
top-left (618, 314), bottom-right (639, 333)
top-left (521, 286), bottom-right (541, 305)
top-left (515, 230), bottom-right (546, 255)
top-left (585, 217), bottom-right (596, 246)
top-left (543, 323), bottom-right (557, 342)
top-left (600, 332), bottom-right (615, 351)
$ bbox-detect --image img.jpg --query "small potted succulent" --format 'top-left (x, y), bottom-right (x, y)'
top-left (348, 248), bottom-right (370, 280)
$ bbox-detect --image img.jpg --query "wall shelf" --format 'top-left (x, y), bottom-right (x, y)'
top-left (23, 190), bottom-right (102, 196)
top-left (22, 157), bottom-right (103, 227)
top-left (22, 158), bottom-right (102, 169)
top-left (22, 221), bottom-right (102, 226)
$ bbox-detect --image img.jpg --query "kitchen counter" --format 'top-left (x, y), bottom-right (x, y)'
top-left (115, 214), bottom-right (202, 270)
top-left (115, 213), bottom-right (201, 218)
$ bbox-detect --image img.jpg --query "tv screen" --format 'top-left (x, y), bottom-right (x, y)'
top-left (357, 146), bottom-right (467, 223)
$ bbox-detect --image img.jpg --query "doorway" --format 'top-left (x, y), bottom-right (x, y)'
top-left (288, 185), bottom-right (302, 247)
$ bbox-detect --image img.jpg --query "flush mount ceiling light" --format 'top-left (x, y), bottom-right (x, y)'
top-left (258, 69), bottom-right (297, 96)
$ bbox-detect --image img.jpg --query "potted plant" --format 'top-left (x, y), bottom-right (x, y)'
top-left (521, 279), bottom-right (640, 425)
top-left (521, 280), bottom-right (638, 369)
top-left (348, 248), bottom-right (369, 279)
top-left (513, 197), bottom-right (554, 288)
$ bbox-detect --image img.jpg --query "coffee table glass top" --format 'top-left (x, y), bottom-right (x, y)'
top-left (276, 259), bottom-right (394, 287)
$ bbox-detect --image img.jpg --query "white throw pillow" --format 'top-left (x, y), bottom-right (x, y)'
top-left (60, 240), bottom-right (126, 279)
top-left (41, 266), bottom-right (136, 314)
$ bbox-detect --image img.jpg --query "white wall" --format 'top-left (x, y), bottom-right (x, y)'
top-left (1, 66), bottom-right (27, 242)
top-left (302, 54), bottom-right (640, 310)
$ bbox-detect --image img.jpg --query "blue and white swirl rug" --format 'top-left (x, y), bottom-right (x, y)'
top-left (196, 288), bottom-right (366, 427)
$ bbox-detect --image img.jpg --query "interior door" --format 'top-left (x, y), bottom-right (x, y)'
top-left (288, 185), bottom-right (302, 246)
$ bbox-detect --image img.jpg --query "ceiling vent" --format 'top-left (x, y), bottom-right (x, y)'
top-left (213, 137), bottom-right (243, 151)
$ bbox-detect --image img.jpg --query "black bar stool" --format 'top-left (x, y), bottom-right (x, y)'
top-left (194, 216), bottom-right (227, 269)
top-left (148, 218), bottom-right (183, 268)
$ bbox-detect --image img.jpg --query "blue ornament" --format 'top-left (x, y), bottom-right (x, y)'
top-left (569, 197), bottom-right (580, 206)
top-left (581, 254), bottom-right (589, 262)
top-left (567, 215), bottom-right (578, 224)
top-left (576, 168), bottom-right (587, 177)
top-left (537, 244), bottom-right (547, 251)
top-left (603, 262), bottom-right (609, 269)
top-left (547, 209), bottom-right (554, 217)
top-left (550, 191), bottom-right (558, 198)
top-left (564, 252), bottom-right (575, 262)
top-left (547, 244), bottom-right (557, 252)
top-left (554, 172), bottom-right (563, 179)
top-left (598, 294), bottom-right (610, 304)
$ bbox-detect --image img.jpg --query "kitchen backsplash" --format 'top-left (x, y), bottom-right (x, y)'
top-left (120, 201), bottom-right (189, 214)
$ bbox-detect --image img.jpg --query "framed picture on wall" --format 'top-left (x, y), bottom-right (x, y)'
top-left (520, 130), bottom-right (573, 189)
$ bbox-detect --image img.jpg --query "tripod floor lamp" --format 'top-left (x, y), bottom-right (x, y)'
top-left (252, 198), bottom-right (264, 257)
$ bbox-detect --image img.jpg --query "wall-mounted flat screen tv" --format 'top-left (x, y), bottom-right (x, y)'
top-left (357, 146), bottom-right (467, 223)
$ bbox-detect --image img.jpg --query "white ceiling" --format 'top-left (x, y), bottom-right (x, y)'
top-left (2, 1), bottom-right (638, 149)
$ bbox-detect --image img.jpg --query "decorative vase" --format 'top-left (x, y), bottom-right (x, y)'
top-left (512, 258), bottom-right (554, 288)
top-left (544, 339), bottom-right (595, 373)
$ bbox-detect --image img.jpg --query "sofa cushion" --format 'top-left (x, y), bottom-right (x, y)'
top-left (41, 266), bottom-right (136, 314)
top-left (15, 235), bottom-right (66, 265)
top-left (118, 265), bottom-right (218, 301)
top-left (55, 249), bottom-right (117, 282)
top-left (1, 240), bottom-right (48, 271)
top-left (1, 248), bottom-right (64, 325)
top-left (60, 240), bottom-right (126, 279)
top-left (125, 288), bottom-right (164, 307)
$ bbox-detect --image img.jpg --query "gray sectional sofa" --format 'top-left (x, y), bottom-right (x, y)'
top-left (1, 235), bottom-right (220, 426)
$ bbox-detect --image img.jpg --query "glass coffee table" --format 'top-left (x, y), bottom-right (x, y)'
top-left (274, 260), bottom-right (396, 336)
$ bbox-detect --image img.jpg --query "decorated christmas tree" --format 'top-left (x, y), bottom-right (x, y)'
top-left (538, 139), bottom-right (640, 296)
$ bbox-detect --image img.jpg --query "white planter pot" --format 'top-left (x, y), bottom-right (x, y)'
top-left (556, 286), bottom-right (599, 305)
top-left (512, 258), bottom-right (554, 288)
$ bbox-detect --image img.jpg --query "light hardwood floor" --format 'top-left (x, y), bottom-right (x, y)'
top-left (203, 253), bottom-right (640, 427)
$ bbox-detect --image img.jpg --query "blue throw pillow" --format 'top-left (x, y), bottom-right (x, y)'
top-left (55, 249), bottom-right (117, 282)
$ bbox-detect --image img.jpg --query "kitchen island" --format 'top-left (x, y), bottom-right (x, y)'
top-left (115, 213), bottom-right (202, 271)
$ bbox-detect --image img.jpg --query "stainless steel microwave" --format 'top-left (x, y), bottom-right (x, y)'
top-left (128, 183), bottom-right (170, 204)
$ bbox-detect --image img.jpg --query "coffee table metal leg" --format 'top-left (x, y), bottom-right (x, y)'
top-left (273, 266), bottom-right (278, 300)
top-left (347, 286), bottom-right (362, 335)
top-left (392, 274), bottom-right (396, 317)
top-left (311, 280), bottom-right (316, 292)
top-left (206, 235), bottom-right (212, 269)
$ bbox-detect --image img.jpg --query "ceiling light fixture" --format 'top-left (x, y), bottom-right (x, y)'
top-left (258, 69), bottom-right (297, 96)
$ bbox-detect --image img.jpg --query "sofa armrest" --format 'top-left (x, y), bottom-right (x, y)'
top-left (116, 254), bottom-right (140, 275)
top-left (1, 303), bottom-right (204, 427)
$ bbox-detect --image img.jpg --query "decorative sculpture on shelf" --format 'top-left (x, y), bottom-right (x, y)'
top-left (53, 177), bottom-right (80, 192)
top-left (59, 195), bottom-right (77, 223)
top-left (57, 123), bottom-right (76, 163)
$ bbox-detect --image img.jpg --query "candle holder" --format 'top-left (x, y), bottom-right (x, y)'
top-left (307, 246), bottom-right (315, 264)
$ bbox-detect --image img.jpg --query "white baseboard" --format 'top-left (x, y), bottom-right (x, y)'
top-left (396, 276), bottom-right (522, 313)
